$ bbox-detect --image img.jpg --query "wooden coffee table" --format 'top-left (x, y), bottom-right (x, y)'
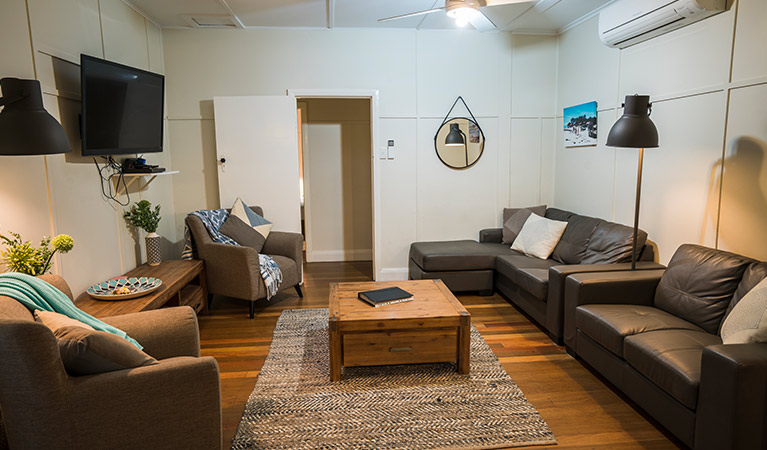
top-left (328, 279), bottom-right (470, 381)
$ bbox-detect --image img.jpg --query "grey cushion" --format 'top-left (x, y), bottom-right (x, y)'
top-left (624, 329), bottom-right (722, 410)
top-left (502, 205), bottom-right (546, 244)
top-left (576, 304), bottom-right (705, 358)
top-left (52, 326), bottom-right (157, 376)
top-left (654, 244), bottom-right (755, 334)
top-left (409, 240), bottom-right (514, 272)
top-left (544, 207), bottom-right (573, 222)
top-left (549, 214), bottom-right (603, 264)
top-left (581, 221), bottom-right (647, 264)
top-left (219, 214), bottom-right (266, 252)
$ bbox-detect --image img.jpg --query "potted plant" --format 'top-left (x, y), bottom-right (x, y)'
top-left (0, 232), bottom-right (74, 275)
top-left (124, 200), bottom-right (162, 266)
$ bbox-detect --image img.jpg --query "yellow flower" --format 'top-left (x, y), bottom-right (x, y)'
top-left (51, 234), bottom-right (74, 253)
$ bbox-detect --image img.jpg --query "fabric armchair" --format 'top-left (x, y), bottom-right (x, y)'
top-left (186, 206), bottom-right (304, 318)
top-left (0, 275), bottom-right (222, 450)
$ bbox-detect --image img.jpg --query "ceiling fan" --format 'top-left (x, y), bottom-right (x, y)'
top-left (378, 0), bottom-right (536, 32)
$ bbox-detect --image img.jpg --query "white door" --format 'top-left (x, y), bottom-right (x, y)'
top-left (213, 95), bottom-right (301, 233)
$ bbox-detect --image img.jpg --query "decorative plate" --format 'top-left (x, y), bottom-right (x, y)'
top-left (87, 277), bottom-right (163, 300)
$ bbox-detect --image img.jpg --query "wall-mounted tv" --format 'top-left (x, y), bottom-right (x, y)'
top-left (80, 54), bottom-right (164, 156)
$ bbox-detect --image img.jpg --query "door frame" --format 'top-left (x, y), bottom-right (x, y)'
top-left (287, 89), bottom-right (380, 280)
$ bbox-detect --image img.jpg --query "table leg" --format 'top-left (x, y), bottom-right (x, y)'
top-left (329, 318), bottom-right (342, 381)
top-left (457, 315), bottom-right (470, 374)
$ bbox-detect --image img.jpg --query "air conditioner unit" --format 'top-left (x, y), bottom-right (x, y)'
top-left (599, 0), bottom-right (727, 49)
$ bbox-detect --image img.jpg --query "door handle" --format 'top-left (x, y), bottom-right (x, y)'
top-left (389, 347), bottom-right (412, 353)
top-left (219, 157), bottom-right (227, 164)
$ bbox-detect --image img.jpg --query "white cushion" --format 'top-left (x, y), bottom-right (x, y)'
top-left (721, 276), bottom-right (767, 344)
top-left (511, 213), bottom-right (568, 260)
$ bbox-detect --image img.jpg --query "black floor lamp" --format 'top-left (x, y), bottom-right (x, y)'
top-left (606, 95), bottom-right (659, 270)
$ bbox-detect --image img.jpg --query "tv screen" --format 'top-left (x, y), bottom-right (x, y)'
top-left (80, 54), bottom-right (164, 156)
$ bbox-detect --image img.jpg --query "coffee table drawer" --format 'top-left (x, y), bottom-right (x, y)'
top-left (343, 329), bottom-right (458, 367)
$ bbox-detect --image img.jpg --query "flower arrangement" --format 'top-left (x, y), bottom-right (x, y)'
top-left (123, 200), bottom-right (161, 233)
top-left (0, 232), bottom-right (74, 275)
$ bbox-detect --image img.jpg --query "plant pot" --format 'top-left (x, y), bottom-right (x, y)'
top-left (145, 232), bottom-right (162, 266)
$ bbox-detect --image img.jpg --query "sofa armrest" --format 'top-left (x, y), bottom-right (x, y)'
top-left (262, 231), bottom-right (304, 282)
top-left (546, 262), bottom-right (665, 343)
top-left (562, 269), bottom-right (665, 350)
top-left (695, 343), bottom-right (767, 450)
top-left (198, 241), bottom-right (262, 300)
top-left (69, 356), bottom-right (222, 450)
top-left (101, 306), bottom-right (200, 359)
top-left (479, 228), bottom-right (503, 244)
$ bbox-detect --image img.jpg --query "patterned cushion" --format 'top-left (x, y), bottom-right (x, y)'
top-left (231, 197), bottom-right (273, 239)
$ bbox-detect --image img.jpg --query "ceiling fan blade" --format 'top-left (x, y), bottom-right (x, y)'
top-left (481, 0), bottom-right (535, 6)
top-left (378, 7), bottom-right (445, 22)
top-left (469, 10), bottom-right (496, 32)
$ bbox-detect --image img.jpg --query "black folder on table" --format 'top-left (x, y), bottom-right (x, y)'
top-left (357, 287), bottom-right (414, 307)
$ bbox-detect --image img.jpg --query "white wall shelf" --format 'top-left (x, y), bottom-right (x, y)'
top-left (115, 171), bottom-right (179, 196)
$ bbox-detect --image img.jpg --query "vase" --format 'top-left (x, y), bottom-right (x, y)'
top-left (145, 232), bottom-right (162, 266)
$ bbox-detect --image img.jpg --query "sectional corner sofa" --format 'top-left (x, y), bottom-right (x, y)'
top-left (409, 207), bottom-right (663, 343)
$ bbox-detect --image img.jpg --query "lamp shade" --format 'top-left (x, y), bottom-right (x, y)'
top-left (445, 123), bottom-right (465, 146)
top-left (0, 78), bottom-right (71, 156)
top-left (606, 95), bottom-right (659, 148)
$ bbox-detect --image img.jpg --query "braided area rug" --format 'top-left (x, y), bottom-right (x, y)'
top-left (231, 309), bottom-right (556, 450)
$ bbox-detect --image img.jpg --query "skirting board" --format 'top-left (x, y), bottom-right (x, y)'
top-left (307, 249), bottom-right (372, 262)
top-left (377, 268), bottom-right (408, 281)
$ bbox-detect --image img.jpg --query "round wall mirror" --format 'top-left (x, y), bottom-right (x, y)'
top-left (434, 117), bottom-right (485, 170)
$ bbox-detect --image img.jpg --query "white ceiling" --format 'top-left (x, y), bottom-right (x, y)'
top-left (125, 0), bottom-right (615, 33)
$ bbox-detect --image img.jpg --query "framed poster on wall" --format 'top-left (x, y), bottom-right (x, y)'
top-left (564, 101), bottom-right (597, 148)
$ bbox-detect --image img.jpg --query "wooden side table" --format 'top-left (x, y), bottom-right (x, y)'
top-left (75, 260), bottom-right (208, 318)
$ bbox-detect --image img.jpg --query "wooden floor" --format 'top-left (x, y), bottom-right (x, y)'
top-left (198, 261), bottom-right (683, 449)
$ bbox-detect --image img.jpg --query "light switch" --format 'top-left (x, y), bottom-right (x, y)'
top-left (378, 146), bottom-right (387, 159)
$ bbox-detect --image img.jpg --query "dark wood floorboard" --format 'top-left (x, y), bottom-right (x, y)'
top-left (198, 260), bottom-right (683, 449)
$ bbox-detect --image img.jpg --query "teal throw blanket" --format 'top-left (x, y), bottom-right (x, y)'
top-left (0, 272), bottom-right (142, 349)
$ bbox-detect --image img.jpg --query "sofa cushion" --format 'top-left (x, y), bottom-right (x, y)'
top-left (511, 214), bottom-right (568, 260)
top-left (724, 261), bottom-right (767, 321)
top-left (576, 304), bottom-right (704, 358)
top-left (502, 205), bottom-right (546, 244)
top-left (544, 207), bottom-right (573, 223)
top-left (52, 326), bottom-right (157, 376)
top-left (495, 255), bottom-right (557, 300)
top-left (624, 329), bottom-right (722, 410)
top-left (409, 241), bottom-right (513, 272)
top-left (654, 244), bottom-right (755, 334)
top-left (549, 214), bottom-right (603, 264)
top-left (271, 255), bottom-right (299, 288)
top-left (218, 214), bottom-right (266, 252)
top-left (581, 221), bottom-right (648, 264)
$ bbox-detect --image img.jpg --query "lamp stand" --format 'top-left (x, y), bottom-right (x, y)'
top-left (631, 147), bottom-right (644, 270)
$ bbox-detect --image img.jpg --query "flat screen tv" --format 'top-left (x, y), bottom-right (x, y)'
top-left (80, 54), bottom-right (164, 156)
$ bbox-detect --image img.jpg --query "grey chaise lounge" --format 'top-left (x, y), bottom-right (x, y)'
top-left (409, 207), bottom-right (662, 343)
top-left (186, 206), bottom-right (304, 319)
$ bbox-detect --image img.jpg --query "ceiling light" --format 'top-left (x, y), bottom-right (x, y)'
top-left (447, 6), bottom-right (479, 26)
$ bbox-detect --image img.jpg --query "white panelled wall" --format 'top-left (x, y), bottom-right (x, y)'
top-left (162, 28), bottom-right (555, 280)
top-left (0, 0), bottom-right (176, 294)
top-left (554, 0), bottom-right (767, 264)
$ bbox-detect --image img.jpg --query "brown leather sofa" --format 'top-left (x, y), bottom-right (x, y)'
top-left (0, 274), bottom-right (222, 450)
top-left (563, 244), bottom-right (767, 449)
top-left (409, 207), bottom-right (661, 343)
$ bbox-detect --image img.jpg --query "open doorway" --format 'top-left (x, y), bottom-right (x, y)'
top-left (296, 98), bottom-right (373, 274)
